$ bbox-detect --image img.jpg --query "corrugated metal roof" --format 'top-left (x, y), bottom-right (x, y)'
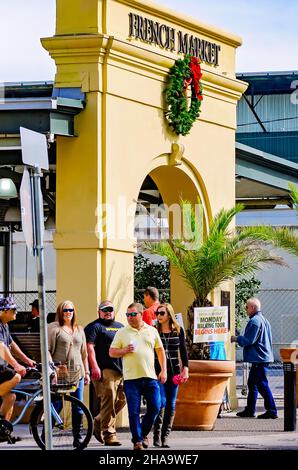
top-left (236, 71), bottom-right (298, 95)
top-left (237, 94), bottom-right (298, 133)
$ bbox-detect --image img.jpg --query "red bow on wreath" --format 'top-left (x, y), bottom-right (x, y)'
top-left (183, 57), bottom-right (203, 101)
top-left (190, 56), bottom-right (203, 100)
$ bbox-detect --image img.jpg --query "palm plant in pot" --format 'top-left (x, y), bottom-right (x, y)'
top-left (143, 201), bottom-right (286, 430)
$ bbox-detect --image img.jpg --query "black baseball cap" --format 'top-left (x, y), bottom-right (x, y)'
top-left (30, 299), bottom-right (39, 310)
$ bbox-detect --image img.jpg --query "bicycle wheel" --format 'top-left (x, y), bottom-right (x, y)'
top-left (30, 393), bottom-right (93, 450)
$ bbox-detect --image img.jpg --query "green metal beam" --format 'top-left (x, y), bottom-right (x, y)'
top-left (235, 159), bottom-right (298, 191)
top-left (0, 141), bottom-right (56, 166)
top-left (56, 97), bottom-right (85, 111)
top-left (50, 112), bottom-right (75, 137)
top-left (0, 110), bottom-right (51, 134)
top-left (236, 142), bottom-right (298, 190)
top-left (0, 98), bottom-right (84, 136)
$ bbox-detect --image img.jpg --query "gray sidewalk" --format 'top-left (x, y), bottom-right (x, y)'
top-left (1, 399), bottom-right (298, 451)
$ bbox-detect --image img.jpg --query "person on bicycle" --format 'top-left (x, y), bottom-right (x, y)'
top-left (0, 296), bottom-right (35, 424)
top-left (47, 300), bottom-right (90, 448)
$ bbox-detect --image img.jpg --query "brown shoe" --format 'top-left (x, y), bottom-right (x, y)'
top-left (133, 442), bottom-right (144, 450)
top-left (104, 435), bottom-right (122, 446)
top-left (93, 424), bottom-right (104, 444)
top-left (142, 436), bottom-right (149, 448)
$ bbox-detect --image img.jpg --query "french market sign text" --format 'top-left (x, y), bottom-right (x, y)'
top-left (129, 13), bottom-right (220, 66)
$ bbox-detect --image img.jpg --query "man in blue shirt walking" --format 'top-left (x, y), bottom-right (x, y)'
top-left (231, 297), bottom-right (278, 419)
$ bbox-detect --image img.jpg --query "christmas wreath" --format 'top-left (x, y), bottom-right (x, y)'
top-left (165, 55), bottom-right (203, 136)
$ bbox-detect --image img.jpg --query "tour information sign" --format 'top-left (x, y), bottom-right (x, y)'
top-left (193, 306), bottom-right (229, 343)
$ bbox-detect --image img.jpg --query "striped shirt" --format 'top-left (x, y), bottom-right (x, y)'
top-left (155, 328), bottom-right (188, 376)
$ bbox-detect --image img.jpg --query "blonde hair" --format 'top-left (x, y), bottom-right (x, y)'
top-left (156, 303), bottom-right (180, 334)
top-left (56, 300), bottom-right (78, 329)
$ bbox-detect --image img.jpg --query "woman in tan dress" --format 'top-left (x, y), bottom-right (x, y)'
top-left (48, 300), bottom-right (90, 448)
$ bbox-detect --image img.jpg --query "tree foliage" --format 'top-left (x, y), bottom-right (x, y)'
top-left (134, 254), bottom-right (170, 304)
top-left (235, 276), bottom-right (261, 331)
top-left (142, 201), bottom-right (287, 358)
top-left (143, 203), bottom-right (285, 306)
top-left (289, 182), bottom-right (298, 219)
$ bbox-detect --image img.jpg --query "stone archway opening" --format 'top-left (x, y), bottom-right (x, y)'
top-left (134, 164), bottom-right (208, 319)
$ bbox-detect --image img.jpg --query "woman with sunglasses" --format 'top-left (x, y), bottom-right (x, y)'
top-left (48, 300), bottom-right (90, 448)
top-left (153, 303), bottom-right (189, 448)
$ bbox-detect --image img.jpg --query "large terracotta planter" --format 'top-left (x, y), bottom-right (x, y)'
top-left (174, 359), bottom-right (235, 430)
top-left (280, 348), bottom-right (298, 407)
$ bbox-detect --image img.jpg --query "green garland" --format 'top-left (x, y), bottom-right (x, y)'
top-left (165, 55), bottom-right (203, 136)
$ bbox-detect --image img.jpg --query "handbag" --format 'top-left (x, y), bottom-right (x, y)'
top-left (172, 373), bottom-right (183, 385)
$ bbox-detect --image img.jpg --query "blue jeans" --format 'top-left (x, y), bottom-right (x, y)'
top-left (247, 363), bottom-right (277, 415)
top-left (124, 378), bottom-right (161, 443)
top-left (159, 377), bottom-right (179, 414)
top-left (53, 377), bottom-right (84, 419)
top-left (71, 377), bottom-right (84, 417)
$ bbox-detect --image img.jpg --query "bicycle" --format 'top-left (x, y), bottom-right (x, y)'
top-left (0, 364), bottom-right (93, 450)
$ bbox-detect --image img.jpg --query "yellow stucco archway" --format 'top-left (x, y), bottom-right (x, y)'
top-left (42, 1), bottom-right (246, 407)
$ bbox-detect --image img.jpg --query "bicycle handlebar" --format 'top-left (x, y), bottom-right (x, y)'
top-left (24, 362), bottom-right (57, 378)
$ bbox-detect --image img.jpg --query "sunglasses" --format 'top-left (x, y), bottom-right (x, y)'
top-left (126, 312), bottom-right (139, 318)
top-left (63, 308), bottom-right (74, 313)
top-left (156, 311), bottom-right (166, 316)
top-left (100, 306), bottom-right (114, 313)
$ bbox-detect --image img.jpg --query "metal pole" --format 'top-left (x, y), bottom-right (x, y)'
top-left (283, 362), bottom-right (296, 431)
top-left (32, 166), bottom-right (53, 450)
top-left (4, 228), bottom-right (12, 295)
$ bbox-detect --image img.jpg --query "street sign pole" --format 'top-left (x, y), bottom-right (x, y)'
top-left (31, 165), bottom-right (53, 450)
top-left (20, 127), bottom-right (52, 450)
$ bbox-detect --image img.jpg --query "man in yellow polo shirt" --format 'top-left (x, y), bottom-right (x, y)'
top-left (110, 302), bottom-right (167, 451)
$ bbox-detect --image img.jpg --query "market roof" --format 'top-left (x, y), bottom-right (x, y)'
top-left (236, 71), bottom-right (298, 95)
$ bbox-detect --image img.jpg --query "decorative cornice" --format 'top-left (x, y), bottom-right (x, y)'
top-left (41, 35), bottom-right (109, 61)
top-left (42, 34), bottom-right (247, 99)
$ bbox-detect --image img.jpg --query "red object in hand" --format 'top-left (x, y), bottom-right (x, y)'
top-left (172, 374), bottom-right (183, 385)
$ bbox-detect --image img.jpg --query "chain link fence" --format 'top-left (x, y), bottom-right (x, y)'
top-left (236, 288), bottom-right (298, 399)
top-left (0, 290), bottom-right (56, 331)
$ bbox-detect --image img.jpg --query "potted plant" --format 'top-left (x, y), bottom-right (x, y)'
top-left (143, 201), bottom-right (286, 430)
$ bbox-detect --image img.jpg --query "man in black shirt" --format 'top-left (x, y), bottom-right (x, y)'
top-left (0, 296), bottom-right (35, 423)
top-left (28, 299), bottom-right (40, 332)
top-left (85, 300), bottom-right (126, 446)
top-left (27, 299), bottom-right (56, 331)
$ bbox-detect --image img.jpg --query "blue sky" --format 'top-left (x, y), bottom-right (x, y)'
top-left (0, 0), bottom-right (297, 82)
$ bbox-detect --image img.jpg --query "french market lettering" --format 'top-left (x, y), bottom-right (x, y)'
top-left (128, 12), bottom-right (221, 66)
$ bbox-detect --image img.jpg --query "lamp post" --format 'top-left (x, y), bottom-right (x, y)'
top-left (4, 207), bottom-right (22, 294)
